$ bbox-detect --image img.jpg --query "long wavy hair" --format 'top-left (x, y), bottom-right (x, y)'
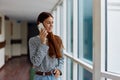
top-left (37, 12), bottom-right (63, 58)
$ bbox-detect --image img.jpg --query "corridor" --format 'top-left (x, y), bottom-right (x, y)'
top-left (0, 55), bottom-right (31, 80)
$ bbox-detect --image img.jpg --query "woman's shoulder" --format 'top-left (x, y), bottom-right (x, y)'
top-left (29, 35), bottom-right (40, 42)
top-left (54, 35), bottom-right (63, 44)
top-left (54, 35), bottom-right (61, 40)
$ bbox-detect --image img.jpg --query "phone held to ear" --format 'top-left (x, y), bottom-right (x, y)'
top-left (38, 23), bottom-right (44, 31)
top-left (38, 23), bottom-right (47, 42)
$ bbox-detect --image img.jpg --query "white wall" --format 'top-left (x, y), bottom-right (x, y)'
top-left (11, 20), bottom-right (21, 56)
top-left (5, 20), bottom-right (28, 57)
top-left (5, 20), bottom-right (12, 58)
top-left (0, 13), bottom-right (5, 68)
top-left (0, 48), bottom-right (5, 68)
top-left (21, 21), bottom-right (27, 55)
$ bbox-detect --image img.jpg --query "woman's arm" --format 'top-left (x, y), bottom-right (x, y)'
top-left (29, 37), bottom-right (49, 66)
top-left (56, 49), bottom-right (64, 75)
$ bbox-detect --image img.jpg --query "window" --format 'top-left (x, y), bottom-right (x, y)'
top-left (66, 58), bottom-right (73, 80)
top-left (78, 0), bottom-right (93, 62)
top-left (78, 0), bottom-right (93, 79)
top-left (106, 0), bottom-right (120, 74)
top-left (66, 0), bottom-right (74, 79)
top-left (78, 64), bottom-right (92, 80)
top-left (59, 3), bottom-right (64, 39)
top-left (66, 0), bottom-right (73, 53)
top-left (52, 0), bottom-right (120, 80)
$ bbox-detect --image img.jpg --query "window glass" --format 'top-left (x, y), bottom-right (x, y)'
top-left (78, 0), bottom-right (93, 62)
top-left (59, 3), bottom-right (64, 39)
top-left (66, 0), bottom-right (73, 53)
top-left (78, 65), bottom-right (92, 80)
top-left (106, 0), bottom-right (120, 74)
top-left (53, 11), bottom-right (57, 34)
top-left (66, 58), bottom-right (73, 80)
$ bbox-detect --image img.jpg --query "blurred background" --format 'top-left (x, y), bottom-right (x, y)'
top-left (0, 0), bottom-right (120, 80)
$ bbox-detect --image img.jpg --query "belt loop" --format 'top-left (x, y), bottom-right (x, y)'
top-left (51, 70), bottom-right (53, 74)
top-left (51, 70), bottom-right (54, 76)
top-left (43, 72), bottom-right (45, 76)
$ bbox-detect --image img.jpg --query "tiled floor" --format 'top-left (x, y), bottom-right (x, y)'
top-left (0, 55), bottom-right (31, 80)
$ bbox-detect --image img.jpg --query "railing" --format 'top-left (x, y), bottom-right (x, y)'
top-left (64, 50), bottom-right (120, 80)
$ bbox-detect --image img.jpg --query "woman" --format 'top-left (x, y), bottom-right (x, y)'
top-left (29, 12), bottom-right (64, 80)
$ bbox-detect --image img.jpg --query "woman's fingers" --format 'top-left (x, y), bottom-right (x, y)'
top-left (39, 29), bottom-right (48, 44)
top-left (54, 69), bottom-right (60, 78)
top-left (40, 29), bottom-right (48, 37)
top-left (40, 29), bottom-right (46, 35)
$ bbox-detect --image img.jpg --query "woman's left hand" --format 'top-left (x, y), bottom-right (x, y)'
top-left (53, 69), bottom-right (60, 78)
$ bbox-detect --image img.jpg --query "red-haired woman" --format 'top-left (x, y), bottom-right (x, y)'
top-left (29, 12), bottom-right (64, 80)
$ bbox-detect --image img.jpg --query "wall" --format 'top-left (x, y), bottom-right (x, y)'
top-left (5, 20), bottom-right (28, 57)
top-left (11, 20), bottom-right (21, 56)
top-left (0, 13), bottom-right (5, 68)
top-left (21, 21), bottom-right (27, 55)
top-left (5, 20), bottom-right (12, 59)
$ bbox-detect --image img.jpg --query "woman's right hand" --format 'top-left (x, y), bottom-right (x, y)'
top-left (39, 28), bottom-right (48, 44)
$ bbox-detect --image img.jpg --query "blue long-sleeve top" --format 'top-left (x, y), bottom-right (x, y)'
top-left (29, 35), bottom-right (64, 73)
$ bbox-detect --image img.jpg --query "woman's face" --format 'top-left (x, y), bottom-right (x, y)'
top-left (43, 16), bottom-right (53, 32)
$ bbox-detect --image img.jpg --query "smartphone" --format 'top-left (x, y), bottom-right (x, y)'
top-left (38, 23), bottom-right (44, 31)
top-left (38, 23), bottom-right (47, 42)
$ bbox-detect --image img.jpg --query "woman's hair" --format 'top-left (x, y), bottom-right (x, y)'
top-left (37, 12), bottom-right (53, 25)
top-left (47, 32), bottom-right (63, 58)
top-left (37, 12), bottom-right (63, 58)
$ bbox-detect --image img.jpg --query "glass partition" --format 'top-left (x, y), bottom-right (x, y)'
top-left (78, 0), bottom-right (93, 62)
top-left (106, 0), bottom-right (120, 74)
top-left (66, 0), bottom-right (73, 53)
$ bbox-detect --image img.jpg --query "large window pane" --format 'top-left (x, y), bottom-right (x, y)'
top-left (106, 0), bottom-right (120, 74)
top-left (59, 3), bottom-right (64, 39)
top-left (78, 0), bottom-right (93, 61)
top-left (66, 58), bottom-right (73, 80)
top-left (53, 11), bottom-right (57, 34)
top-left (66, 0), bottom-right (73, 53)
top-left (78, 65), bottom-right (92, 80)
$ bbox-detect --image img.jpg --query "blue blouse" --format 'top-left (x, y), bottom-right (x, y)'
top-left (29, 36), bottom-right (64, 74)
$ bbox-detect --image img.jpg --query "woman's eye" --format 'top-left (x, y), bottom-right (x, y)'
top-left (48, 22), bottom-right (50, 24)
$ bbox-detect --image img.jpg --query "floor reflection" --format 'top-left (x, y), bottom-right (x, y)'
top-left (0, 55), bottom-right (31, 80)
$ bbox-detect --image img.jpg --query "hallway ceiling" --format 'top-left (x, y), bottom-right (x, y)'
top-left (0, 0), bottom-right (59, 22)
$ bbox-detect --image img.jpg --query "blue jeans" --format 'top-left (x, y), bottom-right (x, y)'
top-left (34, 74), bottom-right (61, 80)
